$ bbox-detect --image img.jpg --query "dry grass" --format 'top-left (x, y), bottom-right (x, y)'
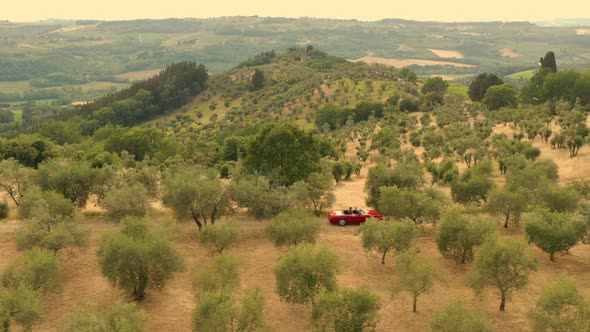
top-left (492, 123), bottom-right (590, 184)
top-left (351, 55), bottom-right (475, 68)
top-left (500, 48), bottom-right (521, 58)
top-left (428, 49), bottom-right (464, 59)
top-left (576, 29), bottom-right (590, 35)
top-left (117, 69), bottom-right (163, 81)
top-left (1, 208), bottom-right (588, 332)
top-left (48, 24), bottom-right (98, 34)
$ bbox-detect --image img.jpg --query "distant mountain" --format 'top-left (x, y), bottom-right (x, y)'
top-left (535, 18), bottom-right (590, 27)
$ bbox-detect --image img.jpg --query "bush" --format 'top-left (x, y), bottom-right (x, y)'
top-left (193, 253), bottom-right (240, 294)
top-left (60, 301), bottom-right (147, 332)
top-left (431, 299), bottom-right (494, 332)
top-left (192, 287), bottom-right (268, 332)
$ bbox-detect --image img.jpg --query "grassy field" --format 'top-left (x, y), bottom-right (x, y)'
top-left (0, 80), bottom-right (31, 93)
top-left (506, 69), bottom-right (537, 80)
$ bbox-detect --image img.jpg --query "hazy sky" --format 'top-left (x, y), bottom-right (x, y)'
top-left (3, 0), bottom-right (589, 22)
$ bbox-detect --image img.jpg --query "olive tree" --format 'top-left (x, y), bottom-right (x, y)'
top-left (528, 274), bottom-right (590, 332)
top-left (486, 188), bottom-right (529, 228)
top-left (15, 189), bottom-right (88, 255)
top-left (100, 182), bottom-right (150, 222)
top-left (97, 218), bottom-right (184, 300)
top-left (193, 288), bottom-right (268, 332)
top-left (468, 238), bottom-right (538, 311)
top-left (431, 299), bottom-right (494, 332)
top-left (391, 248), bottom-right (439, 313)
top-left (436, 212), bottom-right (496, 264)
top-left (311, 286), bottom-right (381, 332)
top-left (2, 248), bottom-right (64, 294)
top-left (291, 172), bottom-right (335, 217)
top-left (378, 186), bottom-right (444, 224)
top-left (265, 210), bottom-right (320, 248)
top-left (0, 284), bottom-right (42, 332)
top-left (34, 159), bottom-right (105, 208)
top-left (0, 158), bottom-right (32, 207)
top-left (451, 163), bottom-right (495, 205)
top-left (198, 220), bottom-right (240, 255)
top-left (229, 175), bottom-right (294, 219)
top-left (192, 253), bottom-right (240, 295)
top-left (162, 166), bottom-right (230, 230)
top-left (60, 301), bottom-right (147, 332)
top-left (358, 219), bottom-right (417, 264)
top-left (525, 209), bottom-right (586, 261)
top-left (273, 244), bottom-right (340, 304)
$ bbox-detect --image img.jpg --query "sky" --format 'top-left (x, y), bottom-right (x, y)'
top-left (3, 0), bottom-right (589, 22)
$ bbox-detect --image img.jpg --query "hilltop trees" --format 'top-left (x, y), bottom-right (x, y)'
top-left (468, 73), bottom-right (504, 102)
top-left (468, 238), bottom-right (538, 311)
top-left (83, 61), bottom-right (208, 124)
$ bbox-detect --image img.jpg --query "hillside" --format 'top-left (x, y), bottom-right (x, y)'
top-left (2, 17), bottom-right (590, 103)
top-left (0, 45), bottom-right (589, 332)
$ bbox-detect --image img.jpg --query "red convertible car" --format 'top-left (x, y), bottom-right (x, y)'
top-left (328, 208), bottom-right (383, 226)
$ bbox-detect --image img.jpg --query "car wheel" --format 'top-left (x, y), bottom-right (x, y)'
top-left (338, 219), bottom-right (347, 226)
